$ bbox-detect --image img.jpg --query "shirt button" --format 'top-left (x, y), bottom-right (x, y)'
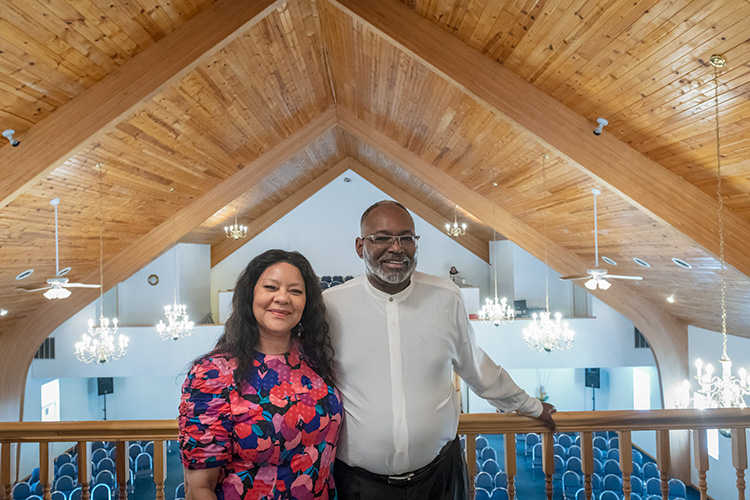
top-left (389, 297), bottom-right (394, 302)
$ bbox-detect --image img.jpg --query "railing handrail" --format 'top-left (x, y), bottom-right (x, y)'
top-left (0, 408), bottom-right (747, 442)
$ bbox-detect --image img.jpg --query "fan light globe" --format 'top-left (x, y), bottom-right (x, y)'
top-left (44, 287), bottom-right (71, 300)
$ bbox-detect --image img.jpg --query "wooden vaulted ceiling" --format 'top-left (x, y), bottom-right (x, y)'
top-left (1, 0), bottom-right (750, 419)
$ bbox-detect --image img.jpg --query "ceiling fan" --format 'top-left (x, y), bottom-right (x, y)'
top-left (17, 198), bottom-right (100, 299)
top-left (559, 188), bottom-right (643, 290)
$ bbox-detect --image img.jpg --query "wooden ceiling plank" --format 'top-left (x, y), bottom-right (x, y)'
top-left (0, 0), bottom-right (282, 211)
top-left (210, 157), bottom-right (350, 267)
top-left (338, 108), bottom-right (688, 413)
top-left (348, 158), bottom-right (490, 263)
top-left (0, 107), bottom-right (336, 422)
top-left (328, 0), bottom-right (750, 279)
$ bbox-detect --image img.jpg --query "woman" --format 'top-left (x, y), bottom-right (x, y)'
top-left (179, 250), bottom-right (341, 500)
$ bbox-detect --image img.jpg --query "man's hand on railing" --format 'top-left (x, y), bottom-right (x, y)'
top-left (535, 402), bottom-right (557, 431)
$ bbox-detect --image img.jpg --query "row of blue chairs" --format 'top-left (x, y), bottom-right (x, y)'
top-left (562, 470), bottom-right (687, 500)
top-left (475, 486), bottom-right (510, 500)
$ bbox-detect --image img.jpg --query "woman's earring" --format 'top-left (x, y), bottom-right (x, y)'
top-left (296, 323), bottom-right (304, 338)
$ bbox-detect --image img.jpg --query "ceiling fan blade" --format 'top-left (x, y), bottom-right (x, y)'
top-left (605, 275), bottom-right (643, 281)
top-left (65, 283), bottom-right (101, 288)
top-left (559, 275), bottom-right (589, 281)
top-left (16, 286), bottom-right (52, 292)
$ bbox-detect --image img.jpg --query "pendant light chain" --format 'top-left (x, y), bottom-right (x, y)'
top-left (713, 60), bottom-right (728, 359)
top-left (543, 154), bottom-right (550, 313)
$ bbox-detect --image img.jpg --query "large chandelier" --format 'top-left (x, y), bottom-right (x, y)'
top-left (446, 205), bottom-right (467, 237)
top-left (479, 218), bottom-right (514, 326)
top-left (681, 55), bottom-right (750, 409)
top-left (156, 289), bottom-right (194, 341)
top-left (76, 164), bottom-right (129, 364)
top-left (523, 154), bottom-right (574, 352)
top-left (225, 212), bottom-right (247, 240)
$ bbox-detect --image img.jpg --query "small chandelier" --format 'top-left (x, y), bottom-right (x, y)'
top-left (225, 212), bottom-right (247, 240)
top-left (156, 290), bottom-right (194, 341)
top-left (76, 164), bottom-right (129, 364)
top-left (446, 205), bottom-right (467, 237)
top-left (479, 220), bottom-right (514, 326)
top-left (680, 55), bottom-right (750, 409)
top-left (76, 315), bottom-right (128, 364)
top-left (523, 154), bottom-right (574, 352)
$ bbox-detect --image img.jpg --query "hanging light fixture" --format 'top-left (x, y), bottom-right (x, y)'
top-left (446, 205), bottom-right (467, 237)
top-left (156, 220), bottom-right (194, 341)
top-left (523, 155), bottom-right (575, 353)
top-left (156, 289), bottom-right (195, 341)
top-left (478, 210), bottom-right (514, 326)
top-left (75, 164), bottom-right (129, 364)
top-left (225, 211), bottom-right (247, 240)
top-left (681, 55), bottom-right (750, 409)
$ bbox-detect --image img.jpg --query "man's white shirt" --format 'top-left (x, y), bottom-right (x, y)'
top-left (324, 272), bottom-right (542, 475)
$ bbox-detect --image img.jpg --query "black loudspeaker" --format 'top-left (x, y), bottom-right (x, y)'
top-left (585, 368), bottom-right (601, 389)
top-left (97, 377), bottom-right (114, 396)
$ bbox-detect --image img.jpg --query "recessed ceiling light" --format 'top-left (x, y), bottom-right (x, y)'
top-left (633, 258), bottom-right (651, 268)
top-left (671, 257), bottom-right (692, 269)
top-left (667, 295), bottom-right (675, 303)
top-left (601, 256), bottom-right (617, 266)
top-left (492, 182), bottom-right (499, 187)
top-left (57, 267), bottom-right (71, 276)
top-left (0, 309), bottom-right (7, 316)
top-left (15, 269), bottom-right (34, 280)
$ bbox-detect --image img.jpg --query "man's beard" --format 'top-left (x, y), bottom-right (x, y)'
top-left (363, 249), bottom-right (417, 285)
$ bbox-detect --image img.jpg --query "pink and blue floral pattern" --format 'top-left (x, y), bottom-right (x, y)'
top-left (179, 344), bottom-right (341, 500)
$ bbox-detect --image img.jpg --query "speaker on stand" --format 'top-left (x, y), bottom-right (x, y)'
top-left (585, 368), bottom-right (600, 410)
top-left (97, 377), bottom-right (114, 420)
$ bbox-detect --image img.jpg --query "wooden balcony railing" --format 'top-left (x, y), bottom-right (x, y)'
top-left (1, 409), bottom-right (748, 500)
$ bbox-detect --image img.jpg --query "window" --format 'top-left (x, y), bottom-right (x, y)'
top-left (633, 368), bottom-right (651, 410)
top-left (41, 379), bottom-right (60, 422)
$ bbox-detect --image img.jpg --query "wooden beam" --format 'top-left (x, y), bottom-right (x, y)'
top-left (0, 108), bottom-right (337, 422)
top-left (348, 159), bottom-right (489, 263)
top-left (0, 0), bottom-right (281, 211)
top-left (339, 110), bottom-right (687, 399)
top-left (329, 0), bottom-right (750, 280)
top-left (210, 157), bottom-right (351, 267)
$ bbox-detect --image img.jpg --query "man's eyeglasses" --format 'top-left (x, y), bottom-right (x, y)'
top-left (361, 234), bottom-right (421, 247)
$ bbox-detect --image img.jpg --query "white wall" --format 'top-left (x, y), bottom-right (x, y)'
top-left (118, 243), bottom-right (210, 325)
top-left (210, 170), bottom-right (491, 319)
top-left (512, 244), bottom-right (575, 317)
top-left (687, 325), bottom-right (750, 500)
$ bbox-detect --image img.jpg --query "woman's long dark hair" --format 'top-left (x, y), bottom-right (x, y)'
top-left (209, 249), bottom-right (335, 385)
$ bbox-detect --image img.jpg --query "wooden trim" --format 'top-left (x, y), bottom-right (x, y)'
top-left (348, 159), bottom-right (490, 263)
top-left (329, 0), bottom-right (750, 279)
top-left (210, 157), bottom-right (351, 267)
top-left (0, 108), bottom-right (337, 423)
top-left (0, 0), bottom-right (281, 210)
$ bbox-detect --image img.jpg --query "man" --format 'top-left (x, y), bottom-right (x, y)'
top-left (324, 200), bottom-right (556, 500)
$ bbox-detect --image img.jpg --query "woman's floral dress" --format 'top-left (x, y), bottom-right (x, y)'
top-left (179, 345), bottom-right (342, 500)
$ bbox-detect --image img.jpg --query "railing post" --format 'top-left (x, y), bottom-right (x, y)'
top-left (465, 433), bottom-right (476, 499)
top-left (77, 441), bottom-right (91, 500)
top-left (503, 433), bottom-right (517, 500)
top-left (732, 429), bottom-right (748, 500)
top-left (656, 430), bottom-right (671, 500)
top-left (581, 431), bottom-right (594, 500)
top-left (692, 429), bottom-right (709, 500)
top-left (541, 432), bottom-right (554, 500)
top-left (38, 442), bottom-right (52, 500)
top-left (115, 441), bottom-right (128, 500)
top-left (1, 442), bottom-right (11, 500)
top-left (619, 431), bottom-right (633, 500)
top-left (154, 440), bottom-right (166, 500)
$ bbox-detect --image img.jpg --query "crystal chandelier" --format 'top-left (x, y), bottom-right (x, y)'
top-left (225, 212), bottom-right (247, 239)
top-left (76, 164), bottom-right (129, 364)
top-left (523, 154), bottom-right (575, 352)
top-left (446, 205), bottom-right (467, 237)
top-left (156, 289), bottom-right (194, 341)
top-left (681, 55), bottom-right (750, 409)
top-left (479, 219), bottom-right (514, 326)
